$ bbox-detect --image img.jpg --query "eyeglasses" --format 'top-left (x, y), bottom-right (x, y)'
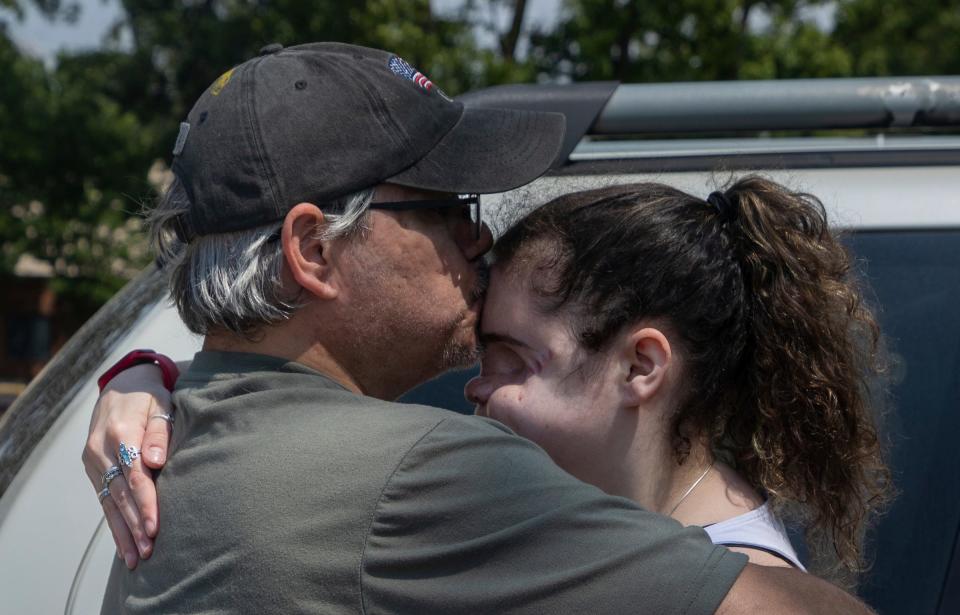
top-left (369, 194), bottom-right (482, 239)
top-left (265, 194), bottom-right (483, 244)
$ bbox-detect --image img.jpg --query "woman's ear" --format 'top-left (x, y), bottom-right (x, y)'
top-left (621, 327), bottom-right (674, 406)
top-left (282, 203), bottom-right (339, 300)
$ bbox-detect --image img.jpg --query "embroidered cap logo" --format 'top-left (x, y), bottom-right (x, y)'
top-left (210, 68), bottom-right (235, 96)
top-left (388, 56), bottom-right (443, 95)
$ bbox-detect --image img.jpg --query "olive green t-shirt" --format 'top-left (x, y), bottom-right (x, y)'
top-left (102, 351), bottom-right (746, 614)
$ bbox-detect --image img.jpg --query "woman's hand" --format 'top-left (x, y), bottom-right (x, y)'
top-left (81, 363), bottom-right (173, 569)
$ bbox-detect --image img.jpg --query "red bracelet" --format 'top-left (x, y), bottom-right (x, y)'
top-left (97, 349), bottom-right (180, 393)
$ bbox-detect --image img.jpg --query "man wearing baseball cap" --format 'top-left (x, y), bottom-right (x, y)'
top-left (89, 43), bottom-right (870, 613)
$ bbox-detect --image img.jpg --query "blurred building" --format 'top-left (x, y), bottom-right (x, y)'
top-left (0, 255), bottom-right (93, 414)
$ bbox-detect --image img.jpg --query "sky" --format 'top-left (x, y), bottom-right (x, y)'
top-left (2, 0), bottom-right (125, 64)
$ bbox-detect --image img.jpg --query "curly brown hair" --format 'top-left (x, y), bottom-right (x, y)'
top-left (492, 176), bottom-right (892, 581)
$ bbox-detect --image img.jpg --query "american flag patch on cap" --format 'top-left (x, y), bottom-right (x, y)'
top-left (388, 56), bottom-right (434, 91)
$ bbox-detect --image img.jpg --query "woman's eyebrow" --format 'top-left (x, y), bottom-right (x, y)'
top-left (479, 332), bottom-right (533, 350)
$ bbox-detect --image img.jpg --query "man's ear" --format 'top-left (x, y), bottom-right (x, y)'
top-left (621, 327), bottom-right (674, 406)
top-left (282, 203), bottom-right (339, 300)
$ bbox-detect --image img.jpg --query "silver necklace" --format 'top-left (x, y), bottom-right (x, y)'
top-left (668, 463), bottom-right (713, 517)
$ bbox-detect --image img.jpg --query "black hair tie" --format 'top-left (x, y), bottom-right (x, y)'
top-left (707, 191), bottom-right (737, 224)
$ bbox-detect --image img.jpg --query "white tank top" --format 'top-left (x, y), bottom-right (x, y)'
top-left (702, 502), bottom-right (806, 571)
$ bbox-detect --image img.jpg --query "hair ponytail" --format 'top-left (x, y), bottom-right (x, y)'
top-left (719, 177), bottom-right (891, 580)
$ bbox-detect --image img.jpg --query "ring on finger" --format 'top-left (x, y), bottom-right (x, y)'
top-left (101, 465), bottom-right (122, 488)
top-left (118, 442), bottom-right (141, 468)
top-left (148, 412), bottom-right (175, 425)
top-left (98, 486), bottom-right (111, 503)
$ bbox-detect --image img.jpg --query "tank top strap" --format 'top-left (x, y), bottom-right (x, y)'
top-left (701, 502), bottom-right (806, 571)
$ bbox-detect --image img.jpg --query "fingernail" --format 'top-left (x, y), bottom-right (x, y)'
top-left (125, 551), bottom-right (137, 569)
top-left (145, 519), bottom-right (157, 536)
top-left (148, 447), bottom-right (163, 464)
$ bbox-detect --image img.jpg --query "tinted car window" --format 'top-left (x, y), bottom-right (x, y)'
top-left (400, 366), bottom-right (478, 414)
top-left (847, 230), bottom-right (960, 614)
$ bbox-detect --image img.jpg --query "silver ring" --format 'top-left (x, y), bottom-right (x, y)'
top-left (98, 486), bottom-right (111, 503)
top-left (118, 442), bottom-right (141, 468)
top-left (148, 413), bottom-right (175, 424)
top-left (101, 465), bottom-right (122, 488)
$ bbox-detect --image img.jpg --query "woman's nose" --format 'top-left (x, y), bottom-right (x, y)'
top-left (464, 375), bottom-right (492, 405)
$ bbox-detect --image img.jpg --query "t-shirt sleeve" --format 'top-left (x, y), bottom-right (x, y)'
top-left (359, 415), bottom-right (747, 615)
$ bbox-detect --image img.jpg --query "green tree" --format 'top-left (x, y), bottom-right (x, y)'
top-left (526, 0), bottom-right (852, 82)
top-left (0, 29), bottom-right (155, 306)
top-left (833, 0), bottom-right (960, 76)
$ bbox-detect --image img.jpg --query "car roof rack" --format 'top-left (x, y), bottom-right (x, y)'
top-left (462, 77), bottom-right (960, 164)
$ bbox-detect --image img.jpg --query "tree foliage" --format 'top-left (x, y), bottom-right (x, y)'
top-left (0, 30), bottom-right (155, 306)
top-left (1, 0), bottom-right (958, 308)
top-left (833, 0), bottom-right (960, 76)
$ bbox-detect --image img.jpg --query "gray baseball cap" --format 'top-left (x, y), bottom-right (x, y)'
top-left (170, 42), bottom-right (566, 240)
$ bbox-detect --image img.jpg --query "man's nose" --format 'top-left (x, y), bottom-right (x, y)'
top-left (464, 375), bottom-right (492, 405)
top-left (457, 221), bottom-right (494, 261)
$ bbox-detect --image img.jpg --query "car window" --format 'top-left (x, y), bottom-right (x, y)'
top-left (846, 230), bottom-right (960, 613)
top-left (399, 366), bottom-right (478, 414)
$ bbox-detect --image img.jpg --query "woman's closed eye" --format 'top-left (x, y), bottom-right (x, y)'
top-left (480, 344), bottom-right (530, 377)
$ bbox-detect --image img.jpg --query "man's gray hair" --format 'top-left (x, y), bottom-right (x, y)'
top-left (149, 178), bottom-right (375, 337)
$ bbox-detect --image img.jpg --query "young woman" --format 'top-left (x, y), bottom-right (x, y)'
top-left (86, 176), bottom-right (890, 580)
top-left (464, 177), bottom-right (891, 579)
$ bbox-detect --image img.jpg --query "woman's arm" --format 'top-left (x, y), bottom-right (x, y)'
top-left (81, 362), bottom-right (183, 568)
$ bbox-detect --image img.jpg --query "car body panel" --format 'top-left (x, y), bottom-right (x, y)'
top-left (0, 299), bottom-right (201, 614)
